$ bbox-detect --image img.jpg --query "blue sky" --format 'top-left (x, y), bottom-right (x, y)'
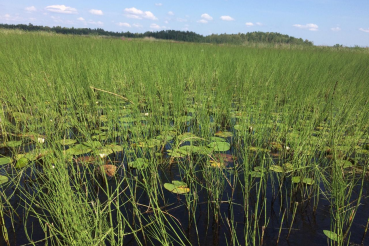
top-left (1, 0), bottom-right (368, 46)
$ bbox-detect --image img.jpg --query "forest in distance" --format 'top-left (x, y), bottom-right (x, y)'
top-left (0, 23), bottom-right (315, 46)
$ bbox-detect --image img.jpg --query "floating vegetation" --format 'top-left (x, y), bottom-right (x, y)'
top-left (0, 30), bottom-right (368, 246)
top-left (164, 181), bottom-right (190, 194)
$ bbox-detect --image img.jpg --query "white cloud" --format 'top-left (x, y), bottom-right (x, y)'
top-left (1, 13), bottom-right (22, 22)
top-left (118, 22), bottom-right (131, 27)
top-left (293, 23), bottom-right (318, 31)
top-left (331, 27), bottom-right (341, 32)
top-left (77, 17), bottom-right (85, 21)
top-left (168, 11), bottom-right (174, 15)
top-left (124, 7), bottom-right (157, 20)
top-left (164, 20), bottom-right (169, 24)
top-left (25, 6), bottom-right (37, 12)
top-left (359, 28), bottom-right (369, 33)
top-left (256, 22), bottom-right (263, 26)
top-left (150, 23), bottom-right (160, 29)
top-left (88, 20), bottom-right (103, 26)
top-left (133, 23), bottom-right (142, 28)
top-left (245, 22), bottom-right (254, 26)
top-left (220, 16), bottom-right (234, 21)
top-left (197, 19), bottom-right (208, 24)
top-left (201, 13), bottom-right (213, 21)
top-left (155, 3), bottom-right (162, 6)
top-left (177, 18), bottom-right (187, 22)
top-left (89, 9), bottom-right (103, 15)
top-left (45, 5), bottom-right (77, 14)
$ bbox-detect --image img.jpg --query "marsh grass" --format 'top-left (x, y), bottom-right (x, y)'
top-left (0, 29), bottom-right (368, 245)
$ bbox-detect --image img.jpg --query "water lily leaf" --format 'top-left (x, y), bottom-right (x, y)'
top-left (210, 137), bottom-right (226, 142)
top-left (15, 157), bottom-right (29, 169)
top-left (164, 182), bottom-right (190, 194)
top-left (0, 175), bottom-right (9, 185)
top-left (292, 176), bottom-right (301, 183)
top-left (215, 131), bottom-right (233, 138)
top-left (292, 176), bottom-right (315, 185)
top-left (269, 165), bottom-right (284, 173)
top-left (106, 144), bottom-right (122, 153)
top-left (234, 124), bottom-right (246, 131)
top-left (82, 141), bottom-right (102, 149)
top-left (0, 157), bottom-right (12, 166)
top-left (94, 147), bottom-right (113, 158)
top-left (4, 141), bottom-right (22, 148)
top-left (336, 160), bottom-right (353, 168)
top-left (137, 139), bottom-right (161, 148)
top-left (92, 134), bottom-right (108, 141)
top-left (156, 134), bottom-right (174, 142)
top-left (177, 132), bottom-right (200, 142)
top-left (128, 158), bottom-right (149, 169)
top-left (171, 180), bottom-right (187, 187)
top-left (283, 163), bottom-right (294, 173)
top-left (323, 230), bottom-right (338, 242)
top-left (66, 144), bottom-right (92, 156)
top-left (209, 160), bottom-right (226, 168)
top-left (248, 146), bottom-right (269, 152)
top-left (58, 139), bottom-right (77, 146)
top-left (208, 142), bottom-right (230, 152)
top-left (302, 178), bottom-right (315, 185)
top-left (250, 171), bottom-right (263, 178)
top-left (100, 164), bottom-right (117, 177)
top-left (214, 153), bottom-right (236, 163)
top-left (167, 149), bottom-right (188, 158)
top-left (176, 115), bottom-right (193, 123)
top-left (270, 142), bottom-right (283, 151)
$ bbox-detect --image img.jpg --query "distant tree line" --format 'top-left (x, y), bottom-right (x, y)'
top-left (0, 23), bottom-right (313, 46)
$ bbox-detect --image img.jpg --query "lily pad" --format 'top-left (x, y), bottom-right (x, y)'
top-left (164, 181), bottom-right (190, 194)
top-left (0, 175), bottom-right (9, 185)
top-left (167, 149), bottom-right (188, 158)
top-left (209, 137), bottom-right (226, 142)
top-left (323, 230), bottom-right (338, 242)
top-left (128, 158), bottom-right (149, 169)
top-left (66, 144), bottom-right (92, 156)
top-left (248, 146), bottom-right (269, 153)
top-left (215, 131), bottom-right (233, 138)
top-left (336, 160), bottom-right (353, 169)
top-left (0, 157), bottom-right (12, 166)
top-left (171, 180), bottom-right (187, 187)
top-left (4, 141), bottom-right (22, 148)
top-left (283, 163), bottom-right (294, 173)
top-left (209, 160), bottom-right (226, 168)
top-left (208, 142), bottom-right (230, 152)
top-left (15, 157), bottom-right (29, 169)
top-left (250, 171), bottom-right (264, 178)
top-left (99, 164), bottom-right (117, 177)
top-left (94, 147), bottom-right (113, 158)
top-left (176, 115), bottom-right (193, 123)
top-left (58, 139), bottom-right (77, 146)
top-left (292, 176), bottom-right (315, 185)
top-left (137, 139), bottom-right (161, 148)
top-left (269, 165), bottom-right (284, 173)
top-left (82, 141), bottom-right (102, 149)
top-left (106, 144), bottom-right (122, 153)
top-left (177, 132), bottom-right (200, 142)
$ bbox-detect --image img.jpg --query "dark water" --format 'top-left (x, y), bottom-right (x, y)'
top-left (1, 124), bottom-right (369, 245)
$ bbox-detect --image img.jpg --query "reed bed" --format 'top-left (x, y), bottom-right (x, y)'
top-left (0, 29), bottom-right (368, 246)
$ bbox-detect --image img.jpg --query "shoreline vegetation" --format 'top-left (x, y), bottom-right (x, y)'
top-left (0, 29), bottom-right (368, 245)
top-left (1, 23), bottom-right (315, 46)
